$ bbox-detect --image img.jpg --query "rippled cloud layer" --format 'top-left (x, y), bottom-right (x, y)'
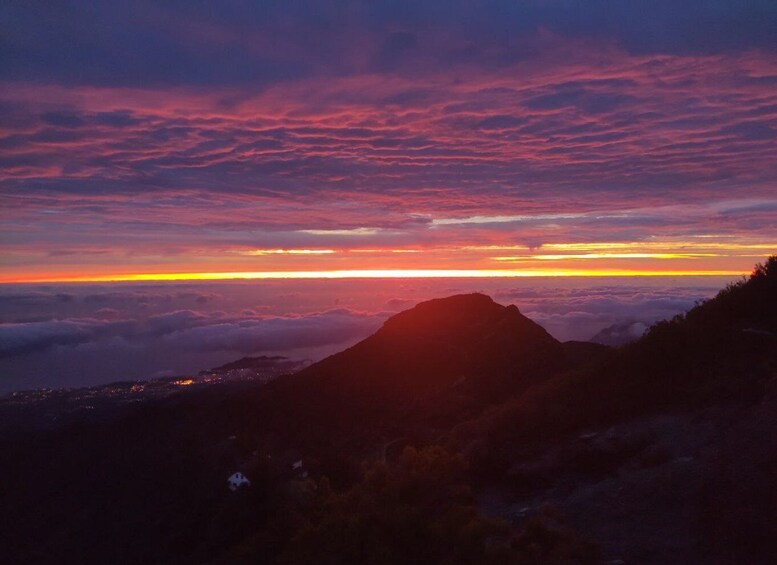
top-left (1, 1), bottom-right (776, 279)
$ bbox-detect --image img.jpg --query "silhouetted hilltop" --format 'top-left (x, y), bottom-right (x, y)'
top-left (613, 256), bottom-right (777, 409)
top-left (286, 293), bottom-right (566, 424)
top-left (685, 255), bottom-right (777, 333)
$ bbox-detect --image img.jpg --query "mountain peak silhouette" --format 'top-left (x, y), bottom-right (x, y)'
top-left (291, 293), bottom-right (564, 420)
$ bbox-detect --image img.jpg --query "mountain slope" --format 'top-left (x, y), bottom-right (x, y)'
top-left (457, 257), bottom-right (777, 453)
top-left (283, 293), bottom-right (566, 423)
top-left (454, 257), bottom-right (777, 564)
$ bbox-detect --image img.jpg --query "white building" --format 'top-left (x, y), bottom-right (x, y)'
top-left (292, 459), bottom-right (308, 479)
top-left (227, 472), bottom-right (251, 491)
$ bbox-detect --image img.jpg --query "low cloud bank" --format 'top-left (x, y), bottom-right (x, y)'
top-left (0, 280), bottom-right (723, 392)
top-left (0, 302), bottom-right (385, 392)
top-left (494, 285), bottom-right (713, 342)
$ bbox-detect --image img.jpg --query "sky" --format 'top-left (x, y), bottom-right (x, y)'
top-left (1, 0), bottom-right (775, 282)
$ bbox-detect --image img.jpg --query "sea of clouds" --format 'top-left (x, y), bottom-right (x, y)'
top-left (0, 277), bottom-right (733, 393)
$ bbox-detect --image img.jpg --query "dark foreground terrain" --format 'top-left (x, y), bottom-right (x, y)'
top-left (1, 258), bottom-right (776, 564)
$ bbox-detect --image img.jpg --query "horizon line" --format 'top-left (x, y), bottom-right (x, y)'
top-left (0, 268), bottom-right (748, 284)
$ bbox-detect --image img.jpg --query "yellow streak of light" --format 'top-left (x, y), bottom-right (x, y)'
top-left (5, 268), bottom-right (746, 284)
top-left (347, 249), bottom-right (422, 253)
top-left (238, 249), bottom-right (335, 255)
top-left (542, 242), bottom-right (777, 252)
top-left (462, 242), bottom-right (774, 252)
top-left (492, 253), bottom-right (720, 261)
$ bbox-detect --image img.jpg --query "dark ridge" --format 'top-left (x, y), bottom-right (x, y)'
top-left (209, 355), bottom-right (289, 372)
top-left (275, 293), bottom-right (566, 428)
top-left (298, 294), bottom-right (563, 386)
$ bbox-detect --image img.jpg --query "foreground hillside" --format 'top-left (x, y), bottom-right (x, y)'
top-left (256, 293), bottom-right (575, 438)
top-left (1, 258), bottom-right (775, 564)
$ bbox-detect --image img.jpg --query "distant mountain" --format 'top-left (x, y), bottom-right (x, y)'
top-left (209, 355), bottom-right (290, 372)
top-left (205, 355), bottom-right (309, 378)
top-left (284, 293), bottom-right (568, 424)
top-left (590, 320), bottom-right (649, 346)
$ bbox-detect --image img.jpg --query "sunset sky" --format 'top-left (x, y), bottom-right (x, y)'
top-left (1, 1), bottom-right (776, 282)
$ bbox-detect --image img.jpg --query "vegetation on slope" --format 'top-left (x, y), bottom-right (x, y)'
top-left (1, 257), bottom-right (775, 564)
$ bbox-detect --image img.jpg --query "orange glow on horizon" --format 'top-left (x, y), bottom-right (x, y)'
top-left (2, 240), bottom-right (769, 284)
top-left (1, 267), bottom-right (748, 284)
